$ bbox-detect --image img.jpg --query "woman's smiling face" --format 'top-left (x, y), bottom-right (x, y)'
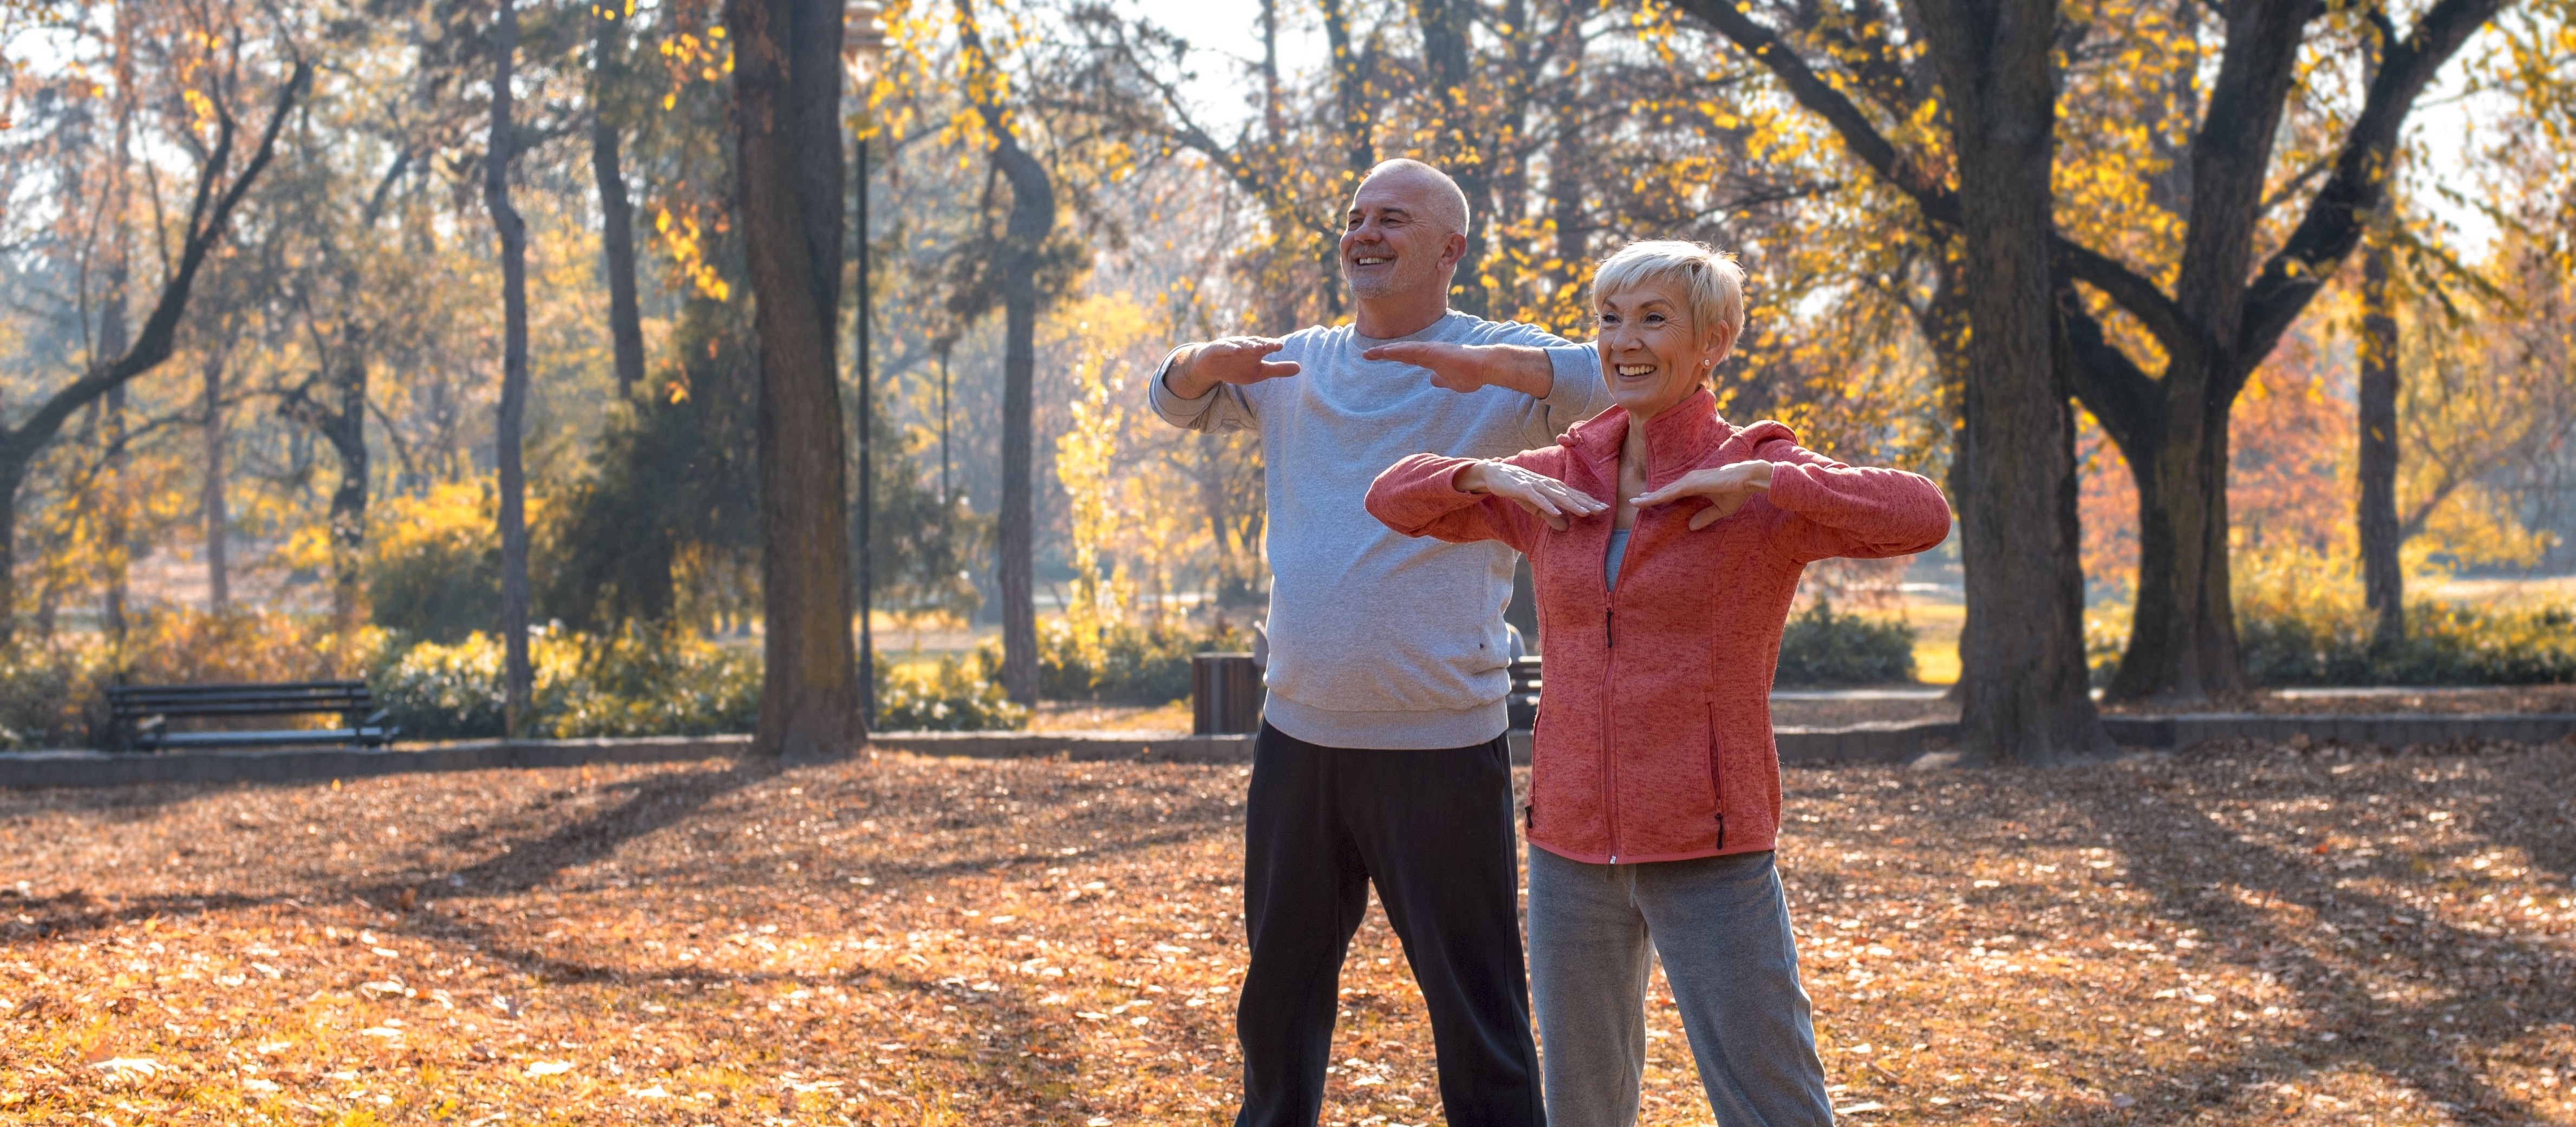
top-left (1595, 277), bottom-right (1732, 420)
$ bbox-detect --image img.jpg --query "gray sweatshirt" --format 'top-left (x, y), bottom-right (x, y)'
top-left (1150, 311), bottom-right (1612, 749)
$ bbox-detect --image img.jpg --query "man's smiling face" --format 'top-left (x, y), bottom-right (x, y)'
top-left (1339, 170), bottom-right (1465, 303)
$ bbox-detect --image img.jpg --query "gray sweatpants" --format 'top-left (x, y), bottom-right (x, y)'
top-left (1527, 846), bottom-right (1832, 1127)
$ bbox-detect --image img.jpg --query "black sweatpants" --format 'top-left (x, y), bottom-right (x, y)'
top-left (1234, 722), bottom-right (1544, 1127)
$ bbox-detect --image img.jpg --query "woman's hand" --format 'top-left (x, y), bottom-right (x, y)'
top-left (1632, 461), bottom-right (1774, 529)
top-left (1456, 461), bottom-right (1607, 531)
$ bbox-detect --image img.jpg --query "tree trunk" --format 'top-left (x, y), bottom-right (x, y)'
top-left (1318, 0), bottom-right (1375, 178)
top-left (326, 338), bottom-right (370, 634)
top-left (202, 354), bottom-right (228, 612)
top-left (277, 333), bottom-right (370, 634)
top-left (487, 0), bottom-right (534, 735)
top-left (939, 347), bottom-right (953, 504)
top-left (1413, 0), bottom-right (1489, 316)
top-left (1913, 246), bottom-right (1971, 506)
top-left (99, 289), bottom-right (131, 647)
top-left (1316, 0), bottom-right (1373, 317)
top-left (1545, 0), bottom-right (1587, 309)
top-left (2357, 234), bottom-right (2401, 646)
top-left (2103, 362), bottom-right (2244, 701)
top-left (1918, 0), bottom-right (2108, 762)
top-left (999, 273), bottom-right (1039, 703)
top-left (592, 14), bottom-right (647, 402)
top-left (958, 0), bottom-right (1057, 706)
top-left (728, 0), bottom-right (862, 758)
top-left (0, 471), bottom-right (16, 639)
top-left (1258, 0), bottom-right (1285, 144)
top-left (854, 135), bottom-right (877, 720)
top-left (995, 164), bottom-right (1046, 703)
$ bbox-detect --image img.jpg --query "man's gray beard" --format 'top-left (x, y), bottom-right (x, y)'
top-left (1344, 271), bottom-right (1399, 300)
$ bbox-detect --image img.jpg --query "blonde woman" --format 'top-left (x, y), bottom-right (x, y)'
top-left (1365, 241), bottom-right (1951, 1126)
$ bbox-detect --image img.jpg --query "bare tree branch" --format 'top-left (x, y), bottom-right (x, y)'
top-left (2235, 0), bottom-right (2507, 375)
top-left (1666, 0), bottom-right (1960, 226)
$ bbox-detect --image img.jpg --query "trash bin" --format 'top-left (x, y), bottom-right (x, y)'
top-left (1191, 653), bottom-right (1264, 735)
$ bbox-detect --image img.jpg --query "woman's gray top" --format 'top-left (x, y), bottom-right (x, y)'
top-left (1606, 527), bottom-right (1634, 589)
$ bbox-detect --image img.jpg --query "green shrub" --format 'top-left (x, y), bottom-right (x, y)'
top-left (371, 634), bottom-right (508, 740)
top-left (0, 638), bottom-right (108, 750)
top-left (370, 627), bottom-right (760, 740)
top-left (365, 483), bottom-right (503, 643)
top-left (1773, 600), bottom-right (1917, 686)
top-left (875, 655), bottom-right (1029, 731)
top-left (2238, 601), bottom-right (2576, 686)
top-left (540, 627), bottom-right (761, 737)
top-left (977, 619), bottom-right (1251, 705)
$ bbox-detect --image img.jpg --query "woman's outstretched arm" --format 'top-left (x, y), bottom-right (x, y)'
top-left (1364, 446), bottom-right (1594, 553)
top-left (1751, 437), bottom-right (1953, 561)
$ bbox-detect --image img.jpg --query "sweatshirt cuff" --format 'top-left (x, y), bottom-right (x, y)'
top-left (1764, 461), bottom-right (1824, 511)
top-left (1147, 348), bottom-right (1212, 421)
top-left (1538, 344), bottom-right (1600, 411)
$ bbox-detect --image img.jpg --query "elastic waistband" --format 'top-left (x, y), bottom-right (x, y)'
top-left (1262, 694), bottom-right (1509, 751)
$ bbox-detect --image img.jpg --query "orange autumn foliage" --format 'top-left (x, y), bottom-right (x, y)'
top-left (2079, 319), bottom-right (2354, 597)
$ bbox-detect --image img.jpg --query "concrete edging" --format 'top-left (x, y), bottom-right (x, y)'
top-left (5, 712), bottom-right (2571, 787)
top-left (0, 735), bottom-right (749, 789)
top-left (864, 731), bottom-right (1256, 764)
top-left (1765, 713), bottom-right (2576, 764)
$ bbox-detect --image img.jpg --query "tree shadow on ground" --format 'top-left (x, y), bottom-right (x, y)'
top-left (2065, 744), bottom-right (2573, 1124)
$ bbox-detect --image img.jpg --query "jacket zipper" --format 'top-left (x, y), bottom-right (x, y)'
top-left (1600, 457), bottom-right (1620, 865)
top-left (1602, 417), bottom-right (1661, 866)
top-left (1601, 551), bottom-right (1618, 864)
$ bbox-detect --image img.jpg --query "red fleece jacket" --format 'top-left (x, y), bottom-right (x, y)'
top-left (1364, 389), bottom-right (1952, 864)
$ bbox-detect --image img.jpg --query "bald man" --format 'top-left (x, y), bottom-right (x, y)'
top-left (1152, 159), bottom-right (1611, 1127)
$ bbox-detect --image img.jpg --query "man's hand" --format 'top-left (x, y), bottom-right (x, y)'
top-left (1166, 337), bottom-right (1301, 399)
top-left (1632, 461), bottom-right (1774, 530)
top-left (1360, 341), bottom-right (1555, 399)
top-left (1456, 460), bottom-right (1606, 532)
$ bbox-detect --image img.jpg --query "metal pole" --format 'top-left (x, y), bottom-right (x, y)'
top-left (938, 348), bottom-right (950, 505)
top-left (855, 132), bottom-right (875, 723)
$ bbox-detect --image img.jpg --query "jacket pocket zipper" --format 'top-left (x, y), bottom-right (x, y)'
top-left (1708, 702), bottom-right (1726, 851)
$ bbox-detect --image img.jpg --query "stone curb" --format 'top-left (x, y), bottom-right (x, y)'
top-left (1766, 713), bottom-right (2576, 764)
top-left (864, 731), bottom-right (1256, 764)
top-left (2132, 712), bottom-right (2576, 752)
top-left (6, 712), bottom-right (2572, 787)
top-left (0, 735), bottom-right (751, 789)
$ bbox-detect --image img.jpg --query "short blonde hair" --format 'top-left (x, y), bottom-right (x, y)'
top-left (1591, 240), bottom-right (1746, 351)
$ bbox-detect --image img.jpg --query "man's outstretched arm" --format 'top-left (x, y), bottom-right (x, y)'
top-left (1149, 337), bottom-right (1301, 434)
top-left (1359, 341), bottom-right (1556, 399)
top-left (1161, 337), bottom-right (1302, 399)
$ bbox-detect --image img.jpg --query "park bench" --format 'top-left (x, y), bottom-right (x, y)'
top-left (105, 681), bottom-right (399, 753)
top-left (1192, 653), bottom-right (1266, 735)
top-left (1186, 654), bottom-right (1542, 735)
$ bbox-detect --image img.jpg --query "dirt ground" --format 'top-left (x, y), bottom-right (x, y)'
top-left (0, 739), bottom-right (2570, 1125)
